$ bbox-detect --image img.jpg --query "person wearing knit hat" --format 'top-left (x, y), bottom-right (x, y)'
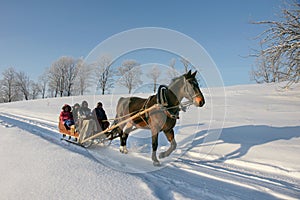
top-left (59, 104), bottom-right (75, 134)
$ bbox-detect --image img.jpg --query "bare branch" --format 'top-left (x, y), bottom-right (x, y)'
top-left (250, 2), bottom-right (300, 87)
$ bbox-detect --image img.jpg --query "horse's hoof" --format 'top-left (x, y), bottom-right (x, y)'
top-left (120, 150), bottom-right (128, 154)
top-left (119, 146), bottom-right (128, 154)
top-left (159, 152), bottom-right (166, 159)
top-left (153, 161), bottom-right (161, 167)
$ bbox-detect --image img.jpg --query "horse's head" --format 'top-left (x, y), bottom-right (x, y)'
top-left (183, 70), bottom-right (205, 107)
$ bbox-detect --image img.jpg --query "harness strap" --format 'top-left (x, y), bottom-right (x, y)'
top-left (139, 96), bottom-right (152, 128)
top-left (164, 109), bottom-right (179, 119)
top-left (157, 84), bottom-right (186, 119)
top-left (157, 85), bottom-right (168, 106)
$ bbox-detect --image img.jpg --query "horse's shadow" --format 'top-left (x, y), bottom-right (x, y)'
top-left (190, 125), bottom-right (300, 162)
top-left (133, 124), bottom-right (300, 199)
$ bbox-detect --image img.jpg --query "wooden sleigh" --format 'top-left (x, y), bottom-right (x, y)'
top-left (58, 117), bottom-right (116, 147)
top-left (58, 117), bottom-right (79, 139)
top-left (58, 105), bottom-right (160, 147)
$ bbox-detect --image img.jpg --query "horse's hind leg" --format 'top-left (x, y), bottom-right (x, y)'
top-left (120, 132), bottom-right (129, 153)
top-left (151, 133), bottom-right (160, 166)
top-left (159, 129), bottom-right (177, 159)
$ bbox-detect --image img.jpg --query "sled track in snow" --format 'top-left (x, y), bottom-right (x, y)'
top-left (137, 159), bottom-right (300, 200)
top-left (0, 113), bottom-right (91, 157)
top-left (0, 112), bottom-right (299, 199)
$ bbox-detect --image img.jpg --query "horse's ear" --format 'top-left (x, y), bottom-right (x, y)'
top-left (184, 70), bottom-right (192, 79)
top-left (186, 70), bottom-right (192, 77)
top-left (191, 71), bottom-right (197, 78)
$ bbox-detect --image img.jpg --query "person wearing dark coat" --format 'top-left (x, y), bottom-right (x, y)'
top-left (93, 102), bottom-right (110, 131)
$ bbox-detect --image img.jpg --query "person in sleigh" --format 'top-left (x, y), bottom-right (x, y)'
top-left (93, 102), bottom-right (110, 132)
top-left (59, 104), bottom-right (75, 134)
top-left (77, 100), bottom-right (98, 143)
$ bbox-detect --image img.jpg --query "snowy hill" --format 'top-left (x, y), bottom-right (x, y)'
top-left (0, 83), bottom-right (299, 200)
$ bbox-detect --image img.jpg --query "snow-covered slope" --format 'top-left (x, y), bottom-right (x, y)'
top-left (0, 83), bottom-right (299, 200)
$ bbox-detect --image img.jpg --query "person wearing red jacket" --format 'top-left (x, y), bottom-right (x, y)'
top-left (60, 104), bottom-right (75, 133)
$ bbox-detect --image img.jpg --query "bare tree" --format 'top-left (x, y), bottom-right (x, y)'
top-left (48, 58), bottom-right (66, 97)
top-left (250, 48), bottom-right (283, 83)
top-left (47, 65), bottom-right (60, 97)
top-left (48, 56), bottom-right (79, 97)
top-left (94, 55), bottom-right (114, 95)
top-left (30, 81), bottom-right (41, 100)
top-left (167, 58), bottom-right (179, 81)
top-left (117, 59), bottom-right (142, 94)
top-left (180, 57), bottom-right (191, 73)
top-left (38, 70), bottom-right (49, 99)
top-left (65, 57), bottom-right (79, 96)
top-left (147, 65), bottom-right (161, 93)
top-left (15, 71), bottom-right (31, 100)
top-left (0, 67), bottom-right (20, 102)
top-left (75, 58), bottom-right (93, 95)
top-left (251, 1), bottom-right (300, 87)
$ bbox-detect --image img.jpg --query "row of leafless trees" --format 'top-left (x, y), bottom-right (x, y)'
top-left (0, 67), bottom-right (40, 102)
top-left (0, 55), bottom-right (191, 103)
top-left (0, 57), bottom-right (86, 103)
top-left (251, 1), bottom-right (299, 87)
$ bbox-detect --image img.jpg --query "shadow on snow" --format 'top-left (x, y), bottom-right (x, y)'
top-left (192, 125), bottom-right (300, 161)
top-left (134, 124), bottom-right (300, 199)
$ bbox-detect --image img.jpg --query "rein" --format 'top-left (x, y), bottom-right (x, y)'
top-left (105, 101), bottom-right (193, 122)
top-left (162, 100), bottom-right (193, 119)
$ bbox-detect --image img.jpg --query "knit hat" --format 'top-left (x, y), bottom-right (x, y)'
top-left (62, 104), bottom-right (71, 111)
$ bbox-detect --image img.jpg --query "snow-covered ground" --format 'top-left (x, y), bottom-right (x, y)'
top-left (0, 83), bottom-right (299, 200)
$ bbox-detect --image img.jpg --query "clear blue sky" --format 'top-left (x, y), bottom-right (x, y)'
top-left (0, 0), bottom-right (284, 86)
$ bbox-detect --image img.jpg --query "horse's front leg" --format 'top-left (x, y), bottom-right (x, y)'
top-left (120, 132), bottom-right (129, 154)
top-left (120, 124), bottom-right (134, 154)
top-left (151, 132), bottom-right (161, 166)
top-left (159, 129), bottom-right (177, 159)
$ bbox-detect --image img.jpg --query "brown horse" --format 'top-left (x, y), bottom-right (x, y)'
top-left (111, 70), bottom-right (205, 166)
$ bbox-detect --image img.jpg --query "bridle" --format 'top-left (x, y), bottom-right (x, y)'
top-left (184, 77), bottom-right (202, 101)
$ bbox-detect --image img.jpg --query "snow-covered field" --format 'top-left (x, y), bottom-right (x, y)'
top-left (0, 83), bottom-right (299, 200)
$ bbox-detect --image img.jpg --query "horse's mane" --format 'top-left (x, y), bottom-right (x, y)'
top-left (170, 74), bottom-right (184, 84)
